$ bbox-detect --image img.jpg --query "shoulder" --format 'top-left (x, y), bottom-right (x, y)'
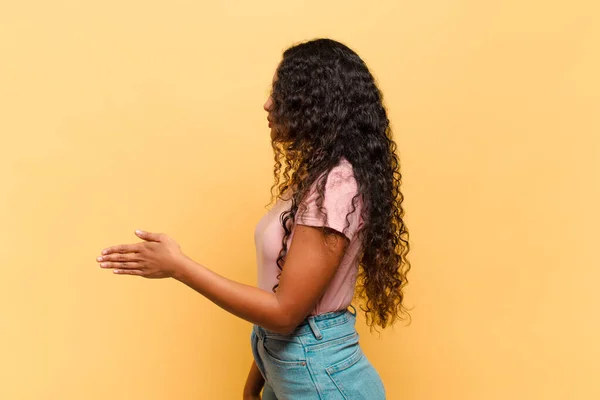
top-left (324, 158), bottom-right (357, 191)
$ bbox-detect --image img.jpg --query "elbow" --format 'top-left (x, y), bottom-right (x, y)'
top-left (278, 324), bottom-right (298, 336)
top-left (267, 297), bottom-right (307, 335)
top-left (273, 326), bottom-right (297, 336)
top-left (270, 321), bottom-right (297, 335)
top-left (270, 312), bottom-right (302, 335)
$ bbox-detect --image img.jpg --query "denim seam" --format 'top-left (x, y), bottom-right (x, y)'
top-left (313, 314), bottom-right (350, 329)
top-left (325, 344), bottom-right (362, 374)
top-left (305, 332), bottom-right (358, 352)
top-left (325, 345), bottom-right (363, 398)
top-left (299, 314), bottom-right (350, 334)
top-left (261, 335), bottom-right (302, 344)
top-left (250, 330), bottom-right (267, 380)
top-left (261, 336), bottom-right (307, 366)
top-left (325, 371), bottom-right (349, 400)
top-left (300, 335), bottom-right (324, 399)
top-left (263, 314), bottom-right (351, 339)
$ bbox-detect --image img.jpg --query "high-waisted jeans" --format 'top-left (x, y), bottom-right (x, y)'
top-left (250, 306), bottom-right (386, 399)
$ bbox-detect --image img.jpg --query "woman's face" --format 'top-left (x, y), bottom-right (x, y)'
top-left (263, 69), bottom-right (277, 140)
top-left (263, 95), bottom-right (274, 127)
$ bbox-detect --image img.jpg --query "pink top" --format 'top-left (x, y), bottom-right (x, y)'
top-left (254, 158), bottom-right (365, 315)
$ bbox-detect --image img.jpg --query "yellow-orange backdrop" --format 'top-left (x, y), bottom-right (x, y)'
top-left (1, 1), bottom-right (598, 399)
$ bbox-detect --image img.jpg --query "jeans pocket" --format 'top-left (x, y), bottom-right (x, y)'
top-left (259, 337), bottom-right (321, 399)
top-left (262, 336), bottom-right (307, 366)
top-left (325, 346), bottom-right (386, 400)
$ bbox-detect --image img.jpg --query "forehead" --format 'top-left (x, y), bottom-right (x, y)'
top-left (272, 61), bottom-right (281, 84)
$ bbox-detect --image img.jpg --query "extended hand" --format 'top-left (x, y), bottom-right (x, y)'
top-left (96, 230), bottom-right (186, 278)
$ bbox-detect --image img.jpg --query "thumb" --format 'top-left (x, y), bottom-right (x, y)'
top-left (135, 229), bottom-right (163, 242)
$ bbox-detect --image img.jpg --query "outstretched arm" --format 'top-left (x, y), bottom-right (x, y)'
top-left (172, 225), bottom-right (346, 333)
top-left (97, 226), bottom-right (348, 334)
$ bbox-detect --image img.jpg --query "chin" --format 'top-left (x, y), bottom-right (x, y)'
top-left (270, 126), bottom-right (281, 141)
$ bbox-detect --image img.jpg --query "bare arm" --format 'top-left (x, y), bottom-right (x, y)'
top-left (173, 225), bottom-right (348, 334)
top-left (243, 360), bottom-right (265, 398)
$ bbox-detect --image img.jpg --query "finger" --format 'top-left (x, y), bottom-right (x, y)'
top-left (97, 253), bottom-right (141, 263)
top-left (113, 269), bottom-right (144, 276)
top-left (99, 261), bottom-right (141, 270)
top-left (101, 243), bottom-right (142, 256)
top-left (135, 230), bottom-right (164, 242)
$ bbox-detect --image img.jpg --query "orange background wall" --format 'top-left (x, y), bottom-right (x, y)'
top-left (1, 1), bottom-right (598, 399)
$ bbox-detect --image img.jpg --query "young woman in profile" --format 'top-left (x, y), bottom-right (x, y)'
top-left (96, 38), bottom-right (410, 399)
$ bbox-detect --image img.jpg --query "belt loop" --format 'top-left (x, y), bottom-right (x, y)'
top-left (348, 304), bottom-right (357, 316)
top-left (252, 324), bottom-right (260, 340)
top-left (307, 316), bottom-right (323, 340)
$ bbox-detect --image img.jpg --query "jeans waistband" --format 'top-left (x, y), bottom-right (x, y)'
top-left (254, 305), bottom-right (357, 341)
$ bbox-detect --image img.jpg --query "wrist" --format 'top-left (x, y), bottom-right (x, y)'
top-left (244, 379), bottom-right (264, 395)
top-left (243, 387), bottom-right (262, 396)
top-left (171, 253), bottom-right (194, 282)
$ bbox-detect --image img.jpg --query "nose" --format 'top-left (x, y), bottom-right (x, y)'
top-left (264, 96), bottom-right (273, 112)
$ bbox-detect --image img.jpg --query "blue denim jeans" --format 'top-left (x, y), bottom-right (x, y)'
top-left (250, 306), bottom-right (386, 399)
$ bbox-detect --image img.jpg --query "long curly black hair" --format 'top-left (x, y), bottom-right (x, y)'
top-left (267, 38), bottom-right (410, 329)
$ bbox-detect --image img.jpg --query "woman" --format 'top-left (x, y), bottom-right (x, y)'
top-left (96, 38), bottom-right (410, 399)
